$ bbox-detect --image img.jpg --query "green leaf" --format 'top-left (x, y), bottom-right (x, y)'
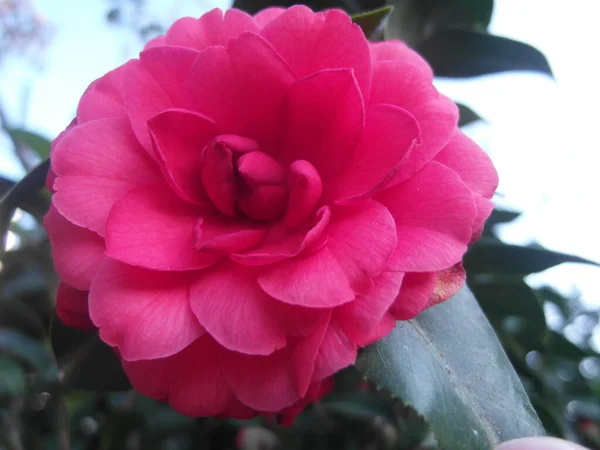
top-left (464, 238), bottom-right (599, 275)
top-left (385, 0), bottom-right (494, 48)
top-left (457, 103), bottom-right (484, 127)
top-left (50, 314), bottom-right (131, 391)
top-left (545, 331), bottom-right (591, 359)
top-left (0, 356), bottom-right (26, 397)
top-left (0, 160), bottom-right (50, 254)
top-left (355, 288), bottom-right (545, 449)
top-left (6, 128), bottom-right (52, 160)
top-left (0, 328), bottom-right (53, 371)
top-left (351, 6), bottom-right (392, 39)
top-left (482, 208), bottom-right (521, 237)
top-left (469, 278), bottom-right (547, 351)
top-left (322, 391), bottom-right (396, 420)
top-left (416, 30), bottom-right (553, 78)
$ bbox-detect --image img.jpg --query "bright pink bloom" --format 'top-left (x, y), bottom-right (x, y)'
top-left (44, 6), bottom-right (497, 420)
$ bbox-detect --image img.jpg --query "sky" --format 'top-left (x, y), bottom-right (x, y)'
top-left (1, 0), bottom-right (599, 311)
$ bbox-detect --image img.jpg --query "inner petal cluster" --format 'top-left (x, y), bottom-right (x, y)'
top-left (200, 134), bottom-right (323, 224)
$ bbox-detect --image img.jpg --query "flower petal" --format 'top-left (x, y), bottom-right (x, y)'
top-left (89, 259), bottom-right (205, 361)
top-left (44, 204), bottom-right (105, 290)
top-left (326, 103), bottom-right (420, 201)
top-left (166, 9), bottom-right (259, 50)
top-left (77, 63), bottom-right (128, 123)
top-left (56, 283), bottom-right (95, 331)
top-left (220, 316), bottom-right (328, 411)
top-left (388, 272), bottom-right (436, 320)
top-left (253, 7), bottom-right (285, 27)
top-left (190, 263), bottom-right (286, 355)
top-left (378, 162), bottom-right (476, 272)
top-left (148, 109), bottom-right (220, 205)
top-left (278, 69), bottom-right (364, 179)
top-left (336, 271), bottom-right (403, 346)
top-left (369, 40), bottom-right (433, 78)
top-left (259, 201), bottom-right (396, 307)
top-left (51, 118), bottom-right (161, 235)
top-left (371, 61), bottom-right (458, 183)
top-left (261, 6), bottom-right (371, 102)
top-left (434, 130), bottom-right (498, 198)
top-left (312, 321), bottom-right (357, 380)
top-left (105, 183), bottom-right (221, 271)
top-left (185, 33), bottom-right (295, 152)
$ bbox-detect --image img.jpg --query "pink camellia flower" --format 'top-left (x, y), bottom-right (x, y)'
top-left (44, 6), bottom-right (497, 421)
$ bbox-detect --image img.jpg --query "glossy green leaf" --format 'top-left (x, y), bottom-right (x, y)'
top-left (457, 103), bottom-right (483, 127)
top-left (0, 356), bottom-right (26, 397)
top-left (417, 30), bottom-right (553, 78)
top-left (469, 278), bottom-right (547, 351)
top-left (482, 208), bottom-right (521, 237)
top-left (385, 0), bottom-right (494, 47)
top-left (50, 314), bottom-right (131, 391)
top-left (0, 159), bottom-right (50, 255)
top-left (351, 6), bottom-right (392, 39)
top-left (355, 288), bottom-right (545, 449)
top-left (6, 128), bottom-right (52, 160)
top-left (464, 238), bottom-right (599, 275)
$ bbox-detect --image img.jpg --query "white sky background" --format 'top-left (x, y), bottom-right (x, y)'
top-left (1, 0), bottom-right (599, 310)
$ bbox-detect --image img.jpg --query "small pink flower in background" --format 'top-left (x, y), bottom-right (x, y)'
top-left (44, 6), bottom-right (497, 421)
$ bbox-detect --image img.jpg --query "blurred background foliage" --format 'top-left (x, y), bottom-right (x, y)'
top-left (1, 0), bottom-right (600, 449)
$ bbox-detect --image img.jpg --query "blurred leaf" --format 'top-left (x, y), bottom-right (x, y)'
top-left (0, 299), bottom-right (46, 339)
top-left (351, 6), bottom-right (392, 38)
top-left (536, 287), bottom-right (583, 321)
top-left (0, 160), bottom-right (50, 254)
top-left (50, 314), bottom-right (131, 391)
top-left (385, 0), bottom-right (494, 47)
top-left (356, 287), bottom-right (544, 449)
top-left (546, 331), bottom-right (591, 359)
top-left (457, 103), bottom-right (483, 127)
top-left (6, 128), bottom-right (52, 160)
top-left (470, 278), bottom-right (547, 351)
top-left (530, 396), bottom-right (565, 438)
top-left (464, 238), bottom-right (599, 275)
top-left (322, 391), bottom-right (396, 420)
top-left (482, 208), bottom-right (521, 237)
top-left (0, 328), bottom-right (53, 371)
top-left (417, 30), bottom-right (553, 78)
top-left (0, 356), bottom-right (26, 397)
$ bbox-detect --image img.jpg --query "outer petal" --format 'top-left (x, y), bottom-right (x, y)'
top-left (253, 7), bottom-right (285, 27)
top-left (148, 109), bottom-right (220, 205)
top-left (44, 204), bottom-right (105, 290)
top-left (370, 61), bottom-right (458, 183)
top-left (388, 272), bottom-right (436, 320)
top-left (89, 259), bottom-right (205, 361)
top-left (261, 6), bottom-right (371, 102)
top-left (336, 271), bottom-right (404, 345)
top-left (259, 200), bottom-right (397, 307)
top-left (189, 263), bottom-right (287, 355)
top-left (56, 283), bottom-right (95, 331)
top-left (378, 162), bottom-right (476, 272)
top-left (105, 183), bottom-right (220, 271)
top-left (312, 321), bottom-right (357, 380)
top-left (326, 103), bottom-right (420, 201)
top-left (77, 63), bottom-right (128, 123)
top-left (278, 69), bottom-right (364, 179)
top-left (434, 130), bottom-right (498, 198)
top-left (165, 9), bottom-right (259, 50)
top-left (51, 117), bottom-right (161, 235)
top-left (220, 315), bottom-right (329, 411)
top-left (369, 40), bottom-right (433, 78)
